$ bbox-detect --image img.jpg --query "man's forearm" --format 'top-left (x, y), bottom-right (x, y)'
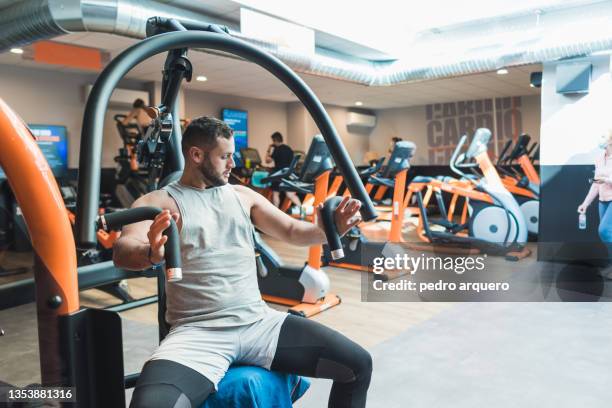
top-left (287, 220), bottom-right (326, 246)
top-left (113, 237), bottom-right (155, 271)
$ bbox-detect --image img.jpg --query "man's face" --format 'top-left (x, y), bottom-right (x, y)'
top-left (198, 136), bottom-right (235, 186)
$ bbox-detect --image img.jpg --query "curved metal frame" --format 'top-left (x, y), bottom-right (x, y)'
top-left (76, 30), bottom-right (376, 246)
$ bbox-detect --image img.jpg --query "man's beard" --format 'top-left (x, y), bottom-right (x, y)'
top-left (199, 155), bottom-right (227, 187)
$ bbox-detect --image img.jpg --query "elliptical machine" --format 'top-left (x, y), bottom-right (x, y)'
top-left (322, 141), bottom-right (417, 273)
top-left (496, 134), bottom-right (540, 236)
top-left (409, 128), bottom-right (530, 260)
top-left (257, 135), bottom-right (341, 317)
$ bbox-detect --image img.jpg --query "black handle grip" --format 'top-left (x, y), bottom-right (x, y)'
top-left (261, 155), bottom-right (300, 184)
top-left (321, 196), bottom-right (345, 260)
top-left (99, 206), bottom-right (182, 282)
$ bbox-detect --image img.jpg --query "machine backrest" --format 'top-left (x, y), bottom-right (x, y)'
top-left (299, 135), bottom-right (334, 183)
top-left (465, 128), bottom-right (492, 159)
top-left (381, 141), bottom-right (416, 178)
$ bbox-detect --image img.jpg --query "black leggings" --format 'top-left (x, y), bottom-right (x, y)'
top-left (130, 315), bottom-right (372, 408)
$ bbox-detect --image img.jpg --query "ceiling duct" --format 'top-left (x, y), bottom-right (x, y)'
top-left (0, 0), bottom-right (611, 85)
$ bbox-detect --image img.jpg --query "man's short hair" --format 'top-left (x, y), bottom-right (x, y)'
top-left (391, 137), bottom-right (403, 143)
top-left (271, 132), bottom-right (283, 143)
top-left (182, 116), bottom-right (234, 155)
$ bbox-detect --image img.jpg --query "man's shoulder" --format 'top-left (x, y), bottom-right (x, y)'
top-left (231, 183), bottom-right (254, 196)
top-left (230, 184), bottom-right (258, 208)
top-left (132, 189), bottom-right (177, 210)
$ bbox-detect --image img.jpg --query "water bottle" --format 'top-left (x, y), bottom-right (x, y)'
top-left (579, 213), bottom-right (587, 230)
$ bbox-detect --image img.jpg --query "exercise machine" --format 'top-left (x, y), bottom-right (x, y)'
top-left (496, 134), bottom-right (540, 235)
top-left (322, 141), bottom-right (416, 272)
top-left (0, 17), bottom-right (377, 407)
top-left (408, 128), bottom-right (530, 260)
top-left (113, 114), bottom-right (150, 208)
top-left (258, 135), bottom-right (342, 316)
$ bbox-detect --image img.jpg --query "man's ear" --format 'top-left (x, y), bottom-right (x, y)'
top-left (189, 146), bottom-right (205, 164)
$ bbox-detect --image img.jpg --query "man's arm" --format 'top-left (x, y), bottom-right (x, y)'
top-left (265, 145), bottom-right (275, 164)
top-left (238, 185), bottom-right (361, 247)
top-left (112, 191), bottom-right (179, 270)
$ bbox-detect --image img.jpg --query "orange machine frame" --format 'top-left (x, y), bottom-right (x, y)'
top-left (263, 170), bottom-right (341, 317)
top-left (0, 99), bottom-right (79, 384)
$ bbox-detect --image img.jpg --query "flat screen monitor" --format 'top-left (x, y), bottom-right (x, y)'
top-left (222, 109), bottom-right (248, 152)
top-left (0, 124), bottom-right (68, 180)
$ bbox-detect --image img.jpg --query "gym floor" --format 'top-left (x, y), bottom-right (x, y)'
top-left (2, 222), bottom-right (611, 407)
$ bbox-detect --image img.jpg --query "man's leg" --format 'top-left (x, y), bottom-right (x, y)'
top-left (270, 315), bottom-right (372, 408)
top-left (130, 359), bottom-right (214, 408)
top-left (286, 191), bottom-right (302, 207)
top-left (272, 191), bottom-right (281, 207)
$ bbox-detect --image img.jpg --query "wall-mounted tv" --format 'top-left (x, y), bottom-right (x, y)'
top-left (0, 124), bottom-right (69, 181)
top-left (221, 108), bottom-right (248, 152)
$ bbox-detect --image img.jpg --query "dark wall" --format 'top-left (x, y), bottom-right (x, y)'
top-left (539, 164), bottom-right (608, 265)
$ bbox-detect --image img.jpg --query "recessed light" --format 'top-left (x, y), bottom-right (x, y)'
top-left (10, 48), bottom-right (24, 55)
top-left (355, 101), bottom-right (363, 106)
top-left (496, 68), bottom-right (508, 75)
top-left (196, 75), bottom-right (208, 82)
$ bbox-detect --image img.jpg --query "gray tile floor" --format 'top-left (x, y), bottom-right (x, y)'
top-left (297, 302), bottom-right (612, 407)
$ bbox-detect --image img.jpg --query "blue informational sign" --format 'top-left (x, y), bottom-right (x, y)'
top-left (0, 124), bottom-right (68, 180)
top-left (222, 108), bottom-right (248, 152)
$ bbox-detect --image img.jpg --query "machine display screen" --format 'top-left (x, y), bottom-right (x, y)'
top-left (0, 124), bottom-right (69, 180)
top-left (29, 124), bottom-right (69, 178)
top-left (222, 108), bottom-right (248, 152)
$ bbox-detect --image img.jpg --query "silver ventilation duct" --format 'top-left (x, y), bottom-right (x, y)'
top-left (0, 0), bottom-right (611, 85)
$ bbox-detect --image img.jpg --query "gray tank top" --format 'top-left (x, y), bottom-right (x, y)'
top-left (161, 181), bottom-right (267, 328)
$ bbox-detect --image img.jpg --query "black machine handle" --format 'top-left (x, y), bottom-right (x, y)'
top-left (98, 206), bottom-right (181, 282)
top-left (497, 139), bottom-right (513, 165)
top-left (76, 24), bottom-right (376, 247)
top-left (508, 133), bottom-right (531, 161)
top-left (449, 134), bottom-right (469, 176)
top-left (360, 157), bottom-right (385, 178)
top-left (321, 196), bottom-right (344, 260)
top-left (261, 155), bottom-right (300, 184)
top-left (367, 175), bottom-right (395, 188)
top-left (530, 143), bottom-right (540, 162)
top-left (279, 178), bottom-right (313, 195)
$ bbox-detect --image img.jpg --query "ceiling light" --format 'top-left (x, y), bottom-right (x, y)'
top-left (496, 68), bottom-right (509, 75)
top-left (196, 75), bottom-right (208, 82)
top-left (355, 101), bottom-right (363, 106)
top-left (10, 48), bottom-right (24, 55)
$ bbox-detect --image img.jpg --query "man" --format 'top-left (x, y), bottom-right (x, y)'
top-left (265, 131), bottom-right (301, 207)
top-left (113, 117), bottom-right (372, 408)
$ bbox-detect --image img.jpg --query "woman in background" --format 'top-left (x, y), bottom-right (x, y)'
top-left (122, 98), bottom-right (152, 134)
top-left (578, 129), bottom-right (612, 269)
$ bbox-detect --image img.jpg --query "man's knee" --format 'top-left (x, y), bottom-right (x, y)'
top-left (316, 345), bottom-right (372, 384)
top-left (130, 384), bottom-right (192, 408)
top-left (353, 347), bottom-right (373, 383)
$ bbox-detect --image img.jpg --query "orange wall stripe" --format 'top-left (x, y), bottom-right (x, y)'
top-left (33, 41), bottom-right (102, 71)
